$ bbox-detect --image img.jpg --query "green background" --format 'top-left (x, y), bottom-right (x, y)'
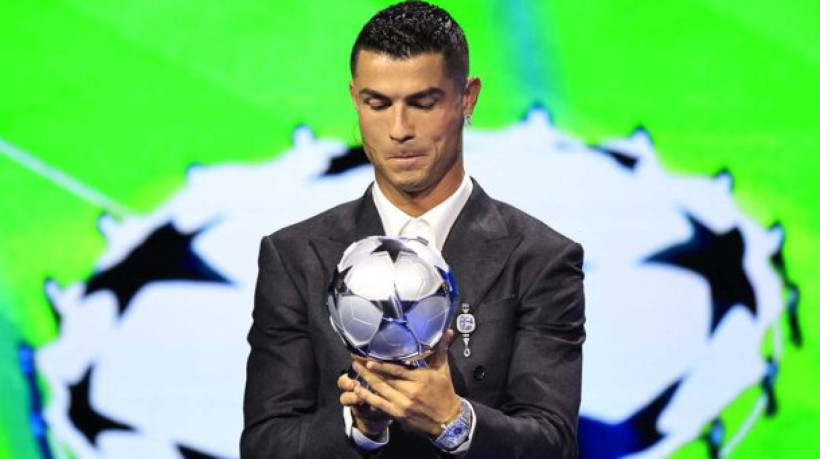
top-left (1, 1), bottom-right (817, 457)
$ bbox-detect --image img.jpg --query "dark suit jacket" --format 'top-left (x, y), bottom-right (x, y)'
top-left (241, 181), bottom-right (585, 459)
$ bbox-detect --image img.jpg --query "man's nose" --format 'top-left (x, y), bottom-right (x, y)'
top-left (388, 106), bottom-right (414, 143)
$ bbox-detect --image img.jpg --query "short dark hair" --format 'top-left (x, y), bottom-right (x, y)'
top-left (350, 1), bottom-right (469, 86)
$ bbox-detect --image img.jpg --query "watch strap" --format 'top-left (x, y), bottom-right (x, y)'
top-left (431, 398), bottom-right (472, 451)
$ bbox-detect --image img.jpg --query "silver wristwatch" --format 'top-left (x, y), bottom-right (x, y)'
top-left (432, 398), bottom-right (472, 451)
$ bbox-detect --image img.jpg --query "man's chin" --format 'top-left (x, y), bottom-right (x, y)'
top-left (381, 176), bottom-right (432, 196)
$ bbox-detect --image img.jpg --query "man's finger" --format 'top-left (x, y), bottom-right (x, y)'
top-left (337, 373), bottom-right (356, 391)
top-left (429, 329), bottom-right (454, 369)
top-left (353, 379), bottom-right (401, 419)
top-left (353, 360), bottom-right (408, 406)
top-left (339, 391), bottom-right (363, 407)
top-left (353, 360), bottom-right (393, 393)
top-left (366, 360), bottom-right (417, 380)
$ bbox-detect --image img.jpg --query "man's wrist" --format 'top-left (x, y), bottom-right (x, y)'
top-left (428, 397), bottom-right (460, 437)
top-left (344, 406), bottom-right (389, 450)
top-left (431, 397), bottom-right (472, 452)
top-left (354, 415), bottom-right (389, 439)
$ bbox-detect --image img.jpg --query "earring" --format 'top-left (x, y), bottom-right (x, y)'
top-left (464, 113), bottom-right (472, 127)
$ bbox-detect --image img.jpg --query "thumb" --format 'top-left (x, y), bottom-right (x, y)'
top-left (430, 329), bottom-right (454, 369)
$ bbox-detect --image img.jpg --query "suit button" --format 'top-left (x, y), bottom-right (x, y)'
top-left (473, 365), bottom-right (486, 381)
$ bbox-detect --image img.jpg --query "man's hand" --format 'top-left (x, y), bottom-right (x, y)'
top-left (351, 330), bottom-right (461, 436)
top-left (338, 371), bottom-right (392, 438)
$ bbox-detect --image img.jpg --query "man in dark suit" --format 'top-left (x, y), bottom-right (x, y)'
top-left (241, 2), bottom-right (585, 458)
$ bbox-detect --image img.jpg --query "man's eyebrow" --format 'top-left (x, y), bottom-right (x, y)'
top-left (358, 88), bottom-right (389, 99)
top-left (406, 87), bottom-right (444, 100)
top-left (357, 87), bottom-right (445, 100)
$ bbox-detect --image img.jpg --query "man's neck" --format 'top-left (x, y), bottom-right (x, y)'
top-left (376, 169), bottom-right (465, 218)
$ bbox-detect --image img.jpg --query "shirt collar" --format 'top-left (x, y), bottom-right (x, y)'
top-left (372, 175), bottom-right (474, 252)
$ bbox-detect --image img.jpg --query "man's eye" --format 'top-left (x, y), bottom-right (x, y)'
top-left (412, 99), bottom-right (437, 110)
top-left (366, 100), bottom-right (390, 110)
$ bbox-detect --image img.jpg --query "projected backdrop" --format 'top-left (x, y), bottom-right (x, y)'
top-left (1, 1), bottom-right (817, 458)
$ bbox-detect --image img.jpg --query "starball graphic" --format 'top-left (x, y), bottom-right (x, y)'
top-left (34, 110), bottom-right (790, 458)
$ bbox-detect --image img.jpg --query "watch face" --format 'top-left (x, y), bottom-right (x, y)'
top-left (435, 400), bottom-right (472, 450)
top-left (439, 419), bottom-right (468, 449)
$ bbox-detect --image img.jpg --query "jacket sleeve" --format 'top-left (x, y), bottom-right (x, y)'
top-left (465, 241), bottom-right (585, 459)
top-left (240, 235), bottom-right (366, 459)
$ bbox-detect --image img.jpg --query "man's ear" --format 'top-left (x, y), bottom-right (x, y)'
top-left (349, 80), bottom-right (359, 111)
top-left (462, 77), bottom-right (482, 118)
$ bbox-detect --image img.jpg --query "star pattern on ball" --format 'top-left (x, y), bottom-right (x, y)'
top-left (68, 366), bottom-right (133, 446)
top-left (645, 213), bottom-right (757, 334)
top-left (373, 296), bottom-right (408, 320)
top-left (579, 379), bottom-right (681, 459)
top-left (85, 222), bottom-right (230, 316)
top-left (372, 237), bottom-right (417, 262)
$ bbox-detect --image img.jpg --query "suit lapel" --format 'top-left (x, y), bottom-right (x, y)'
top-left (307, 188), bottom-right (385, 373)
top-left (442, 181), bottom-right (520, 397)
top-left (309, 186), bottom-right (385, 276)
top-left (442, 182), bottom-right (520, 309)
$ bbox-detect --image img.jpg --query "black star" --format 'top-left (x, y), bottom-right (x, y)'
top-left (323, 145), bottom-right (370, 176)
top-left (769, 222), bottom-right (787, 277)
top-left (645, 214), bottom-right (757, 334)
top-left (85, 222), bottom-right (230, 316)
top-left (785, 283), bottom-right (803, 347)
top-left (177, 444), bottom-right (222, 459)
top-left (332, 267), bottom-right (352, 295)
top-left (594, 146), bottom-right (639, 170)
top-left (372, 237), bottom-right (416, 263)
top-left (591, 126), bottom-right (652, 171)
top-left (68, 367), bottom-right (133, 446)
top-left (579, 380), bottom-right (681, 459)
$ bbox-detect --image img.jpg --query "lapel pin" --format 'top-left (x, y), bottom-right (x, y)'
top-left (456, 303), bottom-right (476, 358)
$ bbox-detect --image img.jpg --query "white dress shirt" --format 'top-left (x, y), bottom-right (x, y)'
top-left (344, 175), bottom-right (477, 453)
top-left (372, 174), bottom-right (473, 252)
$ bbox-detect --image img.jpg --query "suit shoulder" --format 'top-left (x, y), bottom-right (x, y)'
top-left (493, 199), bottom-right (581, 252)
top-left (265, 198), bottom-right (359, 242)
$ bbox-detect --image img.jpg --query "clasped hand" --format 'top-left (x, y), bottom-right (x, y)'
top-left (337, 329), bottom-right (460, 438)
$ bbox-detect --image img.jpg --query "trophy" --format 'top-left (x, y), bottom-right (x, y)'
top-left (327, 236), bottom-right (458, 380)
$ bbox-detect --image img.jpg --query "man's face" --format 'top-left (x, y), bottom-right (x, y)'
top-left (350, 51), bottom-right (479, 202)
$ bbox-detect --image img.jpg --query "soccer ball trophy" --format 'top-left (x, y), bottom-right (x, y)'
top-left (327, 236), bottom-right (458, 377)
